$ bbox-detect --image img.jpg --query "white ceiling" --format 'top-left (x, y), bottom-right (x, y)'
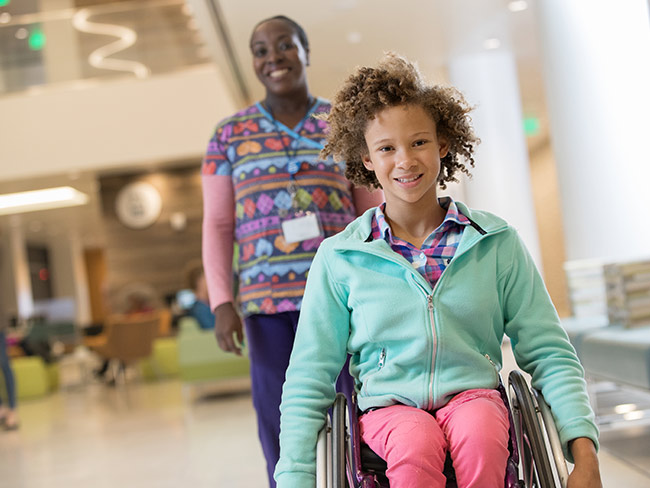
top-left (213, 0), bottom-right (543, 116)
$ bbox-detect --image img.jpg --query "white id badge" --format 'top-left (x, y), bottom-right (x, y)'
top-left (281, 212), bottom-right (322, 243)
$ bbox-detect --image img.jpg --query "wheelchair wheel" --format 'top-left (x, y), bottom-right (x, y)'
top-left (534, 390), bottom-right (569, 488)
top-left (332, 392), bottom-right (386, 488)
top-left (508, 370), bottom-right (556, 488)
top-left (332, 393), bottom-right (349, 488)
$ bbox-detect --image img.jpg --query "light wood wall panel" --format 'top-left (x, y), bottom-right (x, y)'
top-left (100, 165), bottom-right (204, 311)
top-left (529, 139), bottom-right (570, 317)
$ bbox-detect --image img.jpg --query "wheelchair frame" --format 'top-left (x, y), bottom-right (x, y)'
top-left (317, 370), bottom-right (569, 488)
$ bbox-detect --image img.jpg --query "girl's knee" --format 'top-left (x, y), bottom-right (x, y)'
top-left (361, 406), bottom-right (446, 460)
top-left (385, 409), bottom-right (445, 457)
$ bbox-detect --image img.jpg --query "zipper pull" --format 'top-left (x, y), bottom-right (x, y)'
top-left (427, 294), bottom-right (434, 311)
top-left (378, 349), bottom-right (386, 369)
top-left (485, 354), bottom-right (499, 372)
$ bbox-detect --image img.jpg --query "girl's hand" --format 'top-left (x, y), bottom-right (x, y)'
top-left (214, 302), bottom-right (244, 355)
top-left (567, 438), bottom-right (602, 488)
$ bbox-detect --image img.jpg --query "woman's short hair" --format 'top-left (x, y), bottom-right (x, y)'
top-left (250, 15), bottom-right (309, 52)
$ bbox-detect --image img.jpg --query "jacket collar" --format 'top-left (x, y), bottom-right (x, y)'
top-left (333, 201), bottom-right (510, 254)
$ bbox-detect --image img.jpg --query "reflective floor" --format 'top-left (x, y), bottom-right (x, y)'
top-left (0, 375), bottom-right (649, 487)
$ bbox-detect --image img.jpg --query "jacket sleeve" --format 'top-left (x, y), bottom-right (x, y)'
top-left (275, 243), bottom-right (351, 487)
top-left (501, 229), bottom-right (599, 461)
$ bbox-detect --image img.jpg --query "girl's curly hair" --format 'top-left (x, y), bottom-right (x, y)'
top-left (321, 53), bottom-right (479, 190)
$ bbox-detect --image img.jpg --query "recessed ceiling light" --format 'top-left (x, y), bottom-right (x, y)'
top-left (347, 31), bottom-right (362, 44)
top-left (0, 186), bottom-right (89, 215)
top-left (335, 0), bottom-right (357, 10)
top-left (508, 1), bottom-right (528, 12)
top-left (15, 27), bottom-right (28, 39)
top-left (0, 12), bottom-right (11, 24)
top-left (483, 38), bottom-right (501, 50)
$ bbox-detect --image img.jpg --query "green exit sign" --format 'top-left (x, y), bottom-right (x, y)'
top-left (29, 28), bottom-right (46, 50)
top-left (523, 117), bottom-right (540, 136)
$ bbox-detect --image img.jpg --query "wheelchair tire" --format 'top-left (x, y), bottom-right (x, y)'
top-left (508, 370), bottom-right (556, 488)
top-left (332, 393), bottom-right (349, 488)
top-left (534, 390), bottom-right (569, 488)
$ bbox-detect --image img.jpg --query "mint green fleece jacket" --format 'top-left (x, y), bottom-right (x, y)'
top-left (274, 203), bottom-right (598, 487)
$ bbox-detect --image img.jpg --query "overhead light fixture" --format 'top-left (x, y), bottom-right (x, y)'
top-left (508, 1), bottom-right (528, 12)
top-left (623, 410), bottom-right (645, 421)
top-left (614, 403), bottom-right (638, 415)
top-left (72, 8), bottom-right (150, 79)
top-left (483, 38), bottom-right (501, 50)
top-left (0, 186), bottom-right (89, 215)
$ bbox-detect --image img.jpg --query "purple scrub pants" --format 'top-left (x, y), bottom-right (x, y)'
top-left (244, 311), bottom-right (353, 488)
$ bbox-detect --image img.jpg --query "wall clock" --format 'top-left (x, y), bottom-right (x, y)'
top-left (114, 181), bottom-right (162, 229)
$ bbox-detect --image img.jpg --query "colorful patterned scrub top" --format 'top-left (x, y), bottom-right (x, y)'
top-left (202, 98), bottom-right (358, 317)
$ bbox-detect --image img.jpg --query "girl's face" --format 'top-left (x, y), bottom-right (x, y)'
top-left (362, 104), bottom-right (449, 210)
top-left (250, 19), bottom-right (309, 97)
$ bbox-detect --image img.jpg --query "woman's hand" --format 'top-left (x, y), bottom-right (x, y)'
top-left (214, 302), bottom-right (244, 355)
top-left (567, 437), bottom-right (602, 488)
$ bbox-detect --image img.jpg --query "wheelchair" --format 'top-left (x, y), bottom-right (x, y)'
top-left (316, 370), bottom-right (570, 488)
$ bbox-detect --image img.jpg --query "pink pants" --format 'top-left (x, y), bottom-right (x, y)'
top-left (359, 389), bottom-right (510, 488)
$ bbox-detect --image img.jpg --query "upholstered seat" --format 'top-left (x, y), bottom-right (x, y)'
top-left (86, 312), bottom-right (160, 383)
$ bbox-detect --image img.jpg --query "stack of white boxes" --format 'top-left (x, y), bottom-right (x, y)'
top-left (564, 259), bottom-right (608, 321)
top-left (565, 258), bottom-right (650, 328)
top-left (604, 260), bottom-right (650, 328)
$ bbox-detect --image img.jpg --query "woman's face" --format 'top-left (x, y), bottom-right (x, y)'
top-left (250, 19), bottom-right (309, 97)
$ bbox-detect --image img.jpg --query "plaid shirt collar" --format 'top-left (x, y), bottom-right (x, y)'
top-left (374, 196), bottom-right (470, 246)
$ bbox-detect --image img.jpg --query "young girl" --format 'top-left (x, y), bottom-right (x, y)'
top-left (274, 54), bottom-right (602, 488)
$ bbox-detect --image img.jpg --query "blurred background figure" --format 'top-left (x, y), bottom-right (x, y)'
top-left (0, 297), bottom-right (19, 431)
top-left (185, 262), bottom-right (215, 330)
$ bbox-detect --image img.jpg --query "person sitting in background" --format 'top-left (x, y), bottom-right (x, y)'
top-left (0, 299), bottom-right (19, 431)
top-left (186, 265), bottom-right (215, 330)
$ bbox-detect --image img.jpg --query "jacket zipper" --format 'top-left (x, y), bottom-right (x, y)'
top-left (427, 294), bottom-right (436, 410)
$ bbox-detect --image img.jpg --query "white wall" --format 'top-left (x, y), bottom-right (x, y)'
top-left (0, 64), bottom-right (239, 181)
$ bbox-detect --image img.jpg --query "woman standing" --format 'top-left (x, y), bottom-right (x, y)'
top-left (201, 15), bottom-right (380, 487)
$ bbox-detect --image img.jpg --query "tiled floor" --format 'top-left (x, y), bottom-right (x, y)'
top-left (1, 372), bottom-right (649, 487)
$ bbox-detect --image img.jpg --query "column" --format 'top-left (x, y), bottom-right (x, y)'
top-left (49, 231), bottom-right (92, 326)
top-left (39, 0), bottom-right (82, 83)
top-left (448, 50), bottom-right (542, 269)
top-left (535, 0), bottom-right (650, 262)
top-left (68, 232), bottom-right (92, 326)
top-left (7, 217), bottom-right (34, 320)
